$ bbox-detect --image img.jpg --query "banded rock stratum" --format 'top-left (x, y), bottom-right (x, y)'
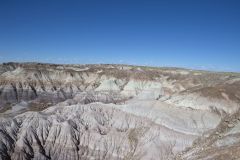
top-left (0, 62), bottom-right (240, 160)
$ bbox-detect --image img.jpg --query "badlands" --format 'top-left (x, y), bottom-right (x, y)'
top-left (0, 62), bottom-right (240, 160)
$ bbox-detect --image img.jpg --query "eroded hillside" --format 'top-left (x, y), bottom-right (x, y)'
top-left (0, 62), bottom-right (240, 160)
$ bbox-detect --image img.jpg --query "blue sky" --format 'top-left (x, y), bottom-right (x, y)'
top-left (0, 0), bottom-right (240, 72)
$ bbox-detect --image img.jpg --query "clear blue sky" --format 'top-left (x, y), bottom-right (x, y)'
top-left (0, 0), bottom-right (240, 72)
